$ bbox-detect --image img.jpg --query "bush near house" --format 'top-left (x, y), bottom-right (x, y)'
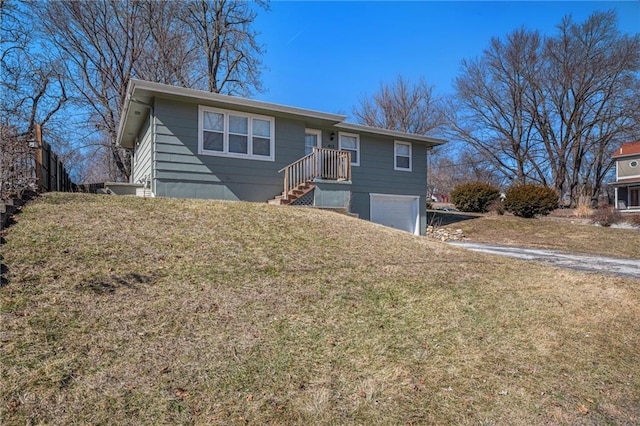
top-left (504, 184), bottom-right (558, 218)
top-left (591, 205), bottom-right (622, 227)
top-left (450, 182), bottom-right (500, 213)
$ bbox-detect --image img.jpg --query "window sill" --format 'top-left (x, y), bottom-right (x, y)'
top-left (199, 150), bottom-right (275, 162)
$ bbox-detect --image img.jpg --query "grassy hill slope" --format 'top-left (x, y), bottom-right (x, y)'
top-left (1, 193), bottom-right (639, 425)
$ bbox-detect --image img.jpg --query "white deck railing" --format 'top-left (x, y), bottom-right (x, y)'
top-left (278, 147), bottom-right (351, 200)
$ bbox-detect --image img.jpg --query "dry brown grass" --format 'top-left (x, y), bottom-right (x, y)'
top-left (574, 204), bottom-right (594, 218)
top-left (456, 214), bottom-right (640, 259)
top-left (1, 193), bottom-right (639, 425)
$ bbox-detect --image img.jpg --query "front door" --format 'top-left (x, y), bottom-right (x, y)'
top-left (304, 129), bottom-right (322, 155)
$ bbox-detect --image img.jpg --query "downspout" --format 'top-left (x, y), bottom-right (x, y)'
top-left (426, 146), bottom-right (434, 202)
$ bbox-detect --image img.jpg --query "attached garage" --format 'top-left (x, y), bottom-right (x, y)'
top-left (369, 193), bottom-right (420, 235)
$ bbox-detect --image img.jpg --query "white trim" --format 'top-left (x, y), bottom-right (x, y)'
top-left (335, 122), bottom-right (446, 145)
top-left (304, 128), bottom-right (322, 155)
top-left (338, 131), bottom-right (360, 166)
top-left (619, 173), bottom-right (640, 181)
top-left (394, 140), bottom-right (412, 171)
top-left (369, 193), bottom-right (421, 235)
top-left (198, 105), bottom-right (275, 161)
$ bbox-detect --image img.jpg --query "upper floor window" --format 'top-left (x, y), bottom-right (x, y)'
top-left (394, 141), bottom-right (412, 171)
top-left (339, 132), bottom-right (360, 166)
top-left (199, 106), bottom-right (275, 161)
top-left (631, 160), bottom-right (638, 168)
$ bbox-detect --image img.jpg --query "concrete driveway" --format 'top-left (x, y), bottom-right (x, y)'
top-left (448, 242), bottom-right (640, 279)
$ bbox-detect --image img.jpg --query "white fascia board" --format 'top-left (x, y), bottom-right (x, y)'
top-left (116, 79), bottom-right (137, 149)
top-left (334, 122), bottom-right (447, 146)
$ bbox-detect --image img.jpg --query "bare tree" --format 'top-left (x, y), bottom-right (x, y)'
top-left (1, 0), bottom-right (69, 196)
top-left (181, 0), bottom-right (266, 96)
top-left (135, 1), bottom-right (200, 88)
top-left (353, 76), bottom-right (446, 136)
top-left (451, 11), bottom-right (640, 206)
top-left (34, 0), bottom-right (267, 181)
top-left (533, 11), bottom-right (640, 204)
top-left (35, 0), bottom-right (149, 181)
top-left (1, 0), bottom-right (67, 138)
top-left (428, 150), bottom-right (504, 201)
top-left (449, 29), bottom-right (543, 185)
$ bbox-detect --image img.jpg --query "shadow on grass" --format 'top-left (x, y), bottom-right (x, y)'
top-left (1, 263), bottom-right (8, 288)
top-left (427, 211), bottom-right (483, 227)
top-left (77, 273), bottom-right (157, 295)
top-left (1, 236), bottom-right (7, 288)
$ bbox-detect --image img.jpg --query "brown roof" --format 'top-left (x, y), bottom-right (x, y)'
top-left (613, 141), bottom-right (640, 158)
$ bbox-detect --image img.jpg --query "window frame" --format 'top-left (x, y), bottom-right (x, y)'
top-left (198, 105), bottom-right (275, 161)
top-left (394, 140), bottom-right (412, 171)
top-left (338, 131), bottom-right (360, 166)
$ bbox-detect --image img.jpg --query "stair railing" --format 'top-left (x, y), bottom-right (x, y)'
top-left (279, 147), bottom-right (351, 200)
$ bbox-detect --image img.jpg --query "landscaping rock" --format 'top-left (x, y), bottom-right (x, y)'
top-left (427, 226), bottom-right (465, 241)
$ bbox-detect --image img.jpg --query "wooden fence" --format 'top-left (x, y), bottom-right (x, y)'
top-left (0, 124), bottom-right (75, 200)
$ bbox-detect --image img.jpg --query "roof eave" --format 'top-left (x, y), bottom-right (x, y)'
top-left (117, 79), bottom-right (348, 149)
top-left (334, 122), bottom-right (447, 146)
top-left (613, 153), bottom-right (640, 159)
top-left (116, 80), bottom-right (136, 149)
top-left (128, 79), bottom-right (346, 122)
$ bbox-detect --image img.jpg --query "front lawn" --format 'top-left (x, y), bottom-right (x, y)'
top-left (2, 193), bottom-right (639, 424)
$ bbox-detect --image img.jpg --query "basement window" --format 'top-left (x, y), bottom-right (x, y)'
top-left (199, 106), bottom-right (275, 161)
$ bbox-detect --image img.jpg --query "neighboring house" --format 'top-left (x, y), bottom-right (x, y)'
top-left (612, 141), bottom-right (640, 211)
top-left (115, 80), bottom-right (446, 235)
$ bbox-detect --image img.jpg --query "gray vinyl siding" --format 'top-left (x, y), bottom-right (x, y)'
top-left (350, 136), bottom-right (427, 226)
top-left (617, 156), bottom-right (640, 179)
top-left (148, 96), bottom-right (428, 233)
top-left (132, 115), bottom-right (152, 185)
top-left (152, 97), bottom-right (308, 201)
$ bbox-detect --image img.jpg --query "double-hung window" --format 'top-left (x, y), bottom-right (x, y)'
top-left (394, 141), bottom-right (412, 171)
top-left (339, 132), bottom-right (360, 166)
top-left (199, 106), bottom-right (275, 161)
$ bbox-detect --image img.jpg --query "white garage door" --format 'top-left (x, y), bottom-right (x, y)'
top-left (370, 194), bottom-right (420, 235)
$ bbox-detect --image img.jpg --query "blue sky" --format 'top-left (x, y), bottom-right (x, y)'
top-left (253, 1), bottom-right (640, 120)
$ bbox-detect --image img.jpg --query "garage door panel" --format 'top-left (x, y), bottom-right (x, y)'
top-left (370, 194), bottom-right (419, 235)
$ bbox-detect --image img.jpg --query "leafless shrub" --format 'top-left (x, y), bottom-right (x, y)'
top-left (625, 214), bottom-right (640, 227)
top-left (0, 126), bottom-right (36, 200)
top-left (488, 199), bottom-right (505, 215)
top-left (591, 205), bottom-right (622, 227)
top-left (574, 204), bottom-right (594, 218)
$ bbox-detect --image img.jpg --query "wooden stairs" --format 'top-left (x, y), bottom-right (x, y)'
top-left (268, 182), bottom-right (315, 205)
